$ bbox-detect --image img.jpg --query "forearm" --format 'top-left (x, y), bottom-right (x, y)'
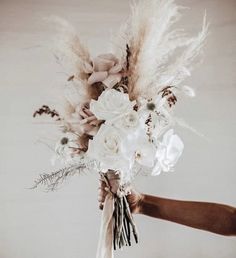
top-left (139, 194), bottom-right (236, 236)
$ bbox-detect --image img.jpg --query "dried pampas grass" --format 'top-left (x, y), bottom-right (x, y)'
top-left (46, 16), bottom-right (91, 79)
top-left (113, 0), bottom-right (209, 100)
top-left (43, 0), bottom-right (208, 138)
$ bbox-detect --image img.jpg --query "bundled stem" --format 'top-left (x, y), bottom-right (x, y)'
top-left (100, 172), bottom-right (138, 250)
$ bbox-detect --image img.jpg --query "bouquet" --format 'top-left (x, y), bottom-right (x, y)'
top-left (32, 1), bottom-right (208, 257)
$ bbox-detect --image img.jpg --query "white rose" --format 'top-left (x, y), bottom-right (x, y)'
top-left (152, 129), bottom-right (184, 175)
top-left (111, 110), bottom-right (140, 133)
top-left (87, 124), bottom-right (130, 172)
top-left (90, 89), bottom-right (135, 121)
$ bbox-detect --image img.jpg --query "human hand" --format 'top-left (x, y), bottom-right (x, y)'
top-left (98, 175), bottom-right (143, 214)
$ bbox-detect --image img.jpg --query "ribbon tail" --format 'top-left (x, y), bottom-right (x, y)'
top-left (96, 193), bottom-right (114, 258)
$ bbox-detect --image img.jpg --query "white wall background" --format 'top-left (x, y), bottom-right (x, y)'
top-left (0, 0), bottom-right (236, 257)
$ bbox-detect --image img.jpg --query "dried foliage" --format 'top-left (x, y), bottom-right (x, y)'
top-left (48, 16), bottom-right (91, 72)
top-left (160, 86), bottom-right (177, 107)
top-left (114, 0), bottom-right (208, 100)
top-left (31, 164), bottom-right (87, 191)
top-left (67, 75), bottom-right (75, 81)
top-left (33, 105), bottom-right (61, 120)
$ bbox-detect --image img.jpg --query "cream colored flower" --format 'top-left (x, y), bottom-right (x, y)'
top-left (137, 96), bottom-right (171, 139)
top-left (90, 89), bottom-right (135, 121)
top-left (121, 129), bottom-right (157, 168)
top-left (87, 124), bottom-right (130, 172)
top-left (65, 103), bottom-right (102, 136)
top-left (152, 129), bottom-right (184, 175)
top-left (111, 110), bottom-right (140, 133)
top-left (84, 53), bottom-right (123, 88)
top-left (53, 132), bottom-right (80, 164)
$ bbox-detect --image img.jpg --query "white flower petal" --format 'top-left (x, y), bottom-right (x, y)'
top-left (87, 124), bottom-right (130, 173)
top-left (152, 129), bottom-right (184, 175)
top-left (90, 89), bottom-right (135, 121)
top-left (182, 85), bottom-right (195, 97)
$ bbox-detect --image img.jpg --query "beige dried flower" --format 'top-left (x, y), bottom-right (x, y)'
top-left (84, 53), bottom-right (123, 88)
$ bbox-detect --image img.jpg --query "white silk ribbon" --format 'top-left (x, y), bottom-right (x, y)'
top-left (96, 193), bottom-right (114, 258)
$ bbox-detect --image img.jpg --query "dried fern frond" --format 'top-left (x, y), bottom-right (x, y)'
top-left (31, 163), bottom-right (87, 191)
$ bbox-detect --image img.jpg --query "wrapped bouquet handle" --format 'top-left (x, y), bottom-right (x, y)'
top-left (96, 171), bottom-right (138, 258)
